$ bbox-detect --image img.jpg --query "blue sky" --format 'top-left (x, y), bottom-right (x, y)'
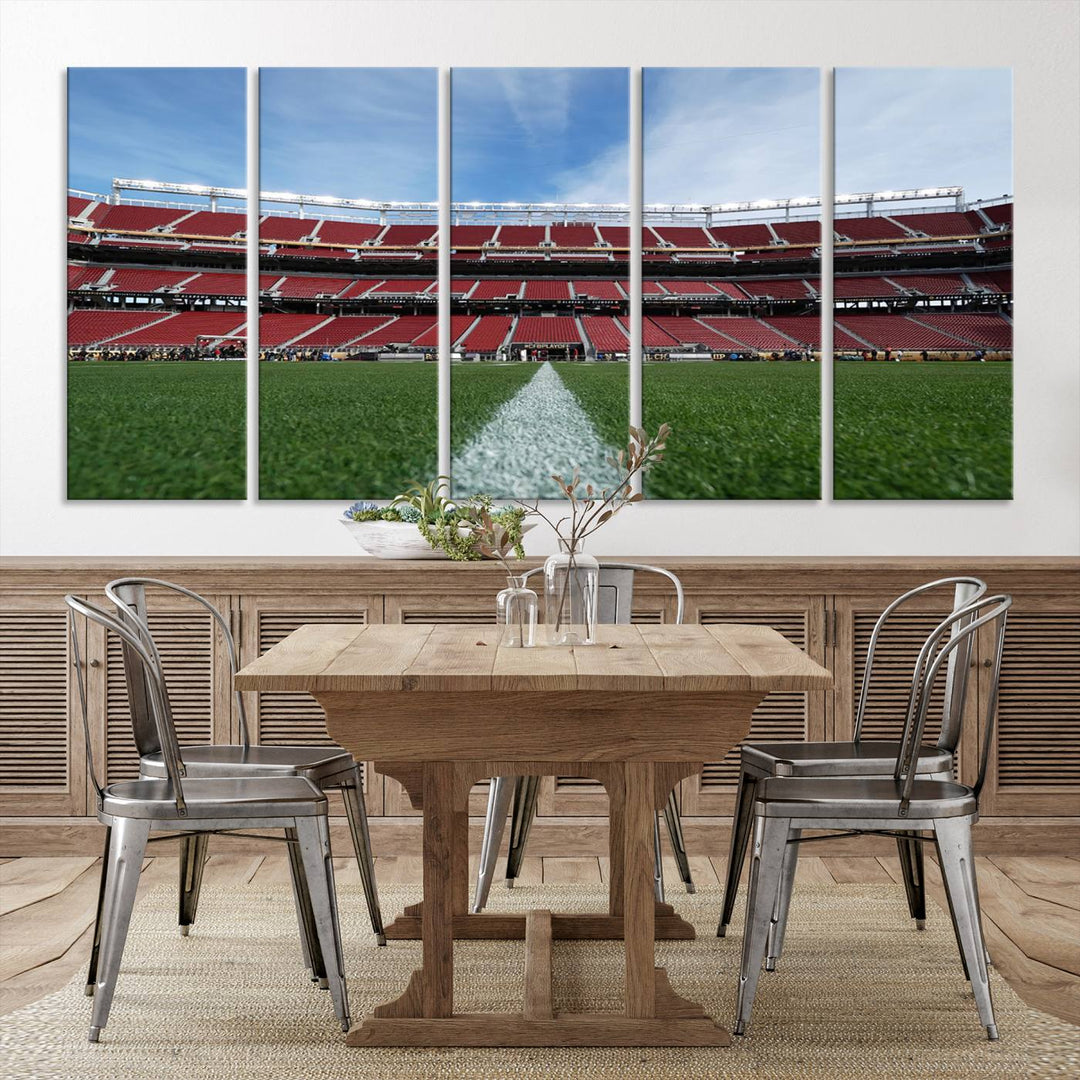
top-left (452, 68), bottom-right (629, 203)
top-left (837, 68), bottom-right (1012, 202)
top-left (67, 68), bottom-right (245, 197)
top-left (644, 68), bottom-right (819, 206)
top-left (259, 68), bottom-right (437, 209)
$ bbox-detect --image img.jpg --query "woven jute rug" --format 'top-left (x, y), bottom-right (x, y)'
top-left (2, 880), bottom-right (1075, 1079)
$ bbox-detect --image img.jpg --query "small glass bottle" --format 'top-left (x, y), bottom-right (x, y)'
top-left (496, 575), bottom-right (538, 648)
top-left (543, 540), bottom-right (600, 646)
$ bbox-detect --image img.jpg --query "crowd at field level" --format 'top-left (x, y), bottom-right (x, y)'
top-left (66, 345), bottom-right (1003, 363)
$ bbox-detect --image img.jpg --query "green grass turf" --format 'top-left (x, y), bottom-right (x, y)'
top-left (642, 362), bottom-right (821, 499)
top-left (548, 362), bottom-right (630, 450)
top-left (259, 362), bottom-right (437, 500)
top-left (67, 362), bottom-right (246, 500)
top-left (450, 362), bottom-right (538, 451)
top-left (833, 362), bottom-right (1012, 500)
top-left (451, 361), bottom-right (629, 451)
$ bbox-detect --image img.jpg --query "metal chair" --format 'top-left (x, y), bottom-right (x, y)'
top-left (472, 562), bottom-right (694, 913)
top-left (733, 592), bottom-right (1011, 1041)
top-left (718, 576), bottom-right (987, 939)
top-left (66, 595), bottom-right (350, 1043)
top-left (103, 577), bottom-right (384, 953)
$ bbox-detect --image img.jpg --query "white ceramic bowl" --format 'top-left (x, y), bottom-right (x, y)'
top-left (341, 518), bottom-right (536, 560)
top-left (341, 519), bottom-right (447, 559)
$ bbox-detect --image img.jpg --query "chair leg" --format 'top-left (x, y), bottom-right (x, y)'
top-left (472, 776), bottom-right (515, 913)
top-left (85, 825), bottom-right (112, 995)
top-left (663, 790), bottom-right (695, 894)
top-left (934, 816), bottom-right (997, 1040)
top-left (505, 775), bottom-right (540, 888)
top-left (733, 814), bottom-right (790, 1037)
top-left (340, 766), bottom-right (385, 944)
top-left (653, 811), bottom-right (665, 904)
top-left (719, 768), bottom-right (758, 937)
top-left (88, 817), bottom-right (150, 1042)
top-left (285, 826), bottom-right (322, 981)
top-left (896, 832), bottom-right (927, 929)
top-left (765, 827), bottom-right (801, 971)
top-left (178, 832), bottom-right (209, 936)
top-left (295, 816), bottom-right (351, 1033)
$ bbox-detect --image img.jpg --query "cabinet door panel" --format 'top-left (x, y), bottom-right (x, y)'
top-left (0, 592), bottom-right (86, 816)
top-left (240, 593), bottom-right (383, 815)
top-left (979, 603), bottom-right (1080, 815)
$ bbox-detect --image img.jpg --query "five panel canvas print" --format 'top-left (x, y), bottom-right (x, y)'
top-left (642, 67), bottom-right (821, 500)
top-left (257, 67), bottom-right (439, 500)
top-left (65, 67), bottom-right (1012, 502)
top-left (66, 67), bottom-right (247, 500)
top-left (450, 67), bottom-right (630, 498)
top-left (832, 67), bottom-right (1013, 500)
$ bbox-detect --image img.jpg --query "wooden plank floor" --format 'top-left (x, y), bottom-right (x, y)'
top-left (1, 854), bottom-right (1076, 1026)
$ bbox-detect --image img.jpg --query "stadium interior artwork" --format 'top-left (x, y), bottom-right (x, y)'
top-left (67, 66), bottom-right (1012, 502)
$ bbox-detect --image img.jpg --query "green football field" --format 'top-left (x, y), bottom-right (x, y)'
top-left (260, 361), bottom-right (437, 500)
top-left (67, 362), bottom-right (246, 500)
top-left (833, 362), bottom-right (1012, 500)
top-left (643, 362), bottom-right (821, 499)
top-left (450, 361), bottom-right (629, 451)
top-left (69, 359), bottom-right (1012, 502)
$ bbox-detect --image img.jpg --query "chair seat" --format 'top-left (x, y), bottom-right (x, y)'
top-left (755, 776), bottom-right (977, 820)
top-left (140, 744), bottom-right (354, 781)
top-left (743, 739), bottom-right (952, 778)
top-left (101, 776), bottom-right (327, 820)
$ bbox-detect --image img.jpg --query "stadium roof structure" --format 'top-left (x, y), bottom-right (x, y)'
top-left (108, 178), bottom-right (976, 226)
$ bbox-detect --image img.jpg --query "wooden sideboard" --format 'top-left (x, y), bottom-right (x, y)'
top-left (2, 556), bottom-right (1077, 855)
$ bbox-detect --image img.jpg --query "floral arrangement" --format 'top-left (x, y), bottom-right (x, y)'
top-left (344, 479), bottom-right (528, 563)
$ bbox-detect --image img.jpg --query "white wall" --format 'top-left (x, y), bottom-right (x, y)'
top-left (1, 0), bottom-right (1077, 558)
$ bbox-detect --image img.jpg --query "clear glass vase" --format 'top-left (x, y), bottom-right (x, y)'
top-left (543, 540), bottom-right (600, 646)
top-left (496, 575), bottom-right (538, 648)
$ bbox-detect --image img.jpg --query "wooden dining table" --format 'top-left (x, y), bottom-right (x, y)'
top-left (234, 621), bottom-right (831, 1047)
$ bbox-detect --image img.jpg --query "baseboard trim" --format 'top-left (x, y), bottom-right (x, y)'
top-left (1, 815), bottom-right (1076, 857)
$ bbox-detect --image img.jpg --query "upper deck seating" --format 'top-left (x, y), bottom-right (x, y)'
top-left (523, 280), bottom-right (572, 301)
top-left (548, 223), bottom-right (599, 247)
top-left (512, 316), bottom-right (582, 344)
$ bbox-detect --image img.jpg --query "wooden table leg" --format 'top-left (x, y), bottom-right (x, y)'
top-left (353, 758), bottom-right (731, 1047)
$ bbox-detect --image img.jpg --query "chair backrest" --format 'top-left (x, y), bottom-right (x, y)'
top-left (894, 592), bottom-right (1011, 814)
top-left (65, 594), bottom-right (188, 816)
top-left (854, 576), bottom-right (987, 752)
top-left (105, 577), bottom-right (250, 751)
top-left (522, 561), bottom-right (685, 625)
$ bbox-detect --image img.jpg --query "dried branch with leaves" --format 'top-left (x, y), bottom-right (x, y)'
top-left (520, 423), bottom-right (670, 551)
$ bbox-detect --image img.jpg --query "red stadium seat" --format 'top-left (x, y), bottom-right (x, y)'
top-left (458, 316), bottom-right (513, 352)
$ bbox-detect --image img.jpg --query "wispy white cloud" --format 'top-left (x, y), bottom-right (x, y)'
top-left (643, 68), bottom-right (819, 205)
top-left (259, 68), bottom-right (437, 205)
top-left (836, 68), bottom-right (1012, 200)
top-left (452, 67), bottom-right (628, 204)
top-left (68, 68), bottom-right (246, 195)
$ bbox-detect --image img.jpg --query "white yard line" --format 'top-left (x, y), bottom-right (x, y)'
top-left (452, 362), bottom-right (616, 498)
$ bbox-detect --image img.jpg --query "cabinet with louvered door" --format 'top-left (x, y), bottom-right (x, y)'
top-left (102, 588), bottom-right (233, 793)
top-left (382, 594), bottom-right (499, 817)
top-left (0, 591), bottom-right (86, 815)
top-left (976, 598), bottom-right (1080, 816)
top-left (678, 594), bottom-right (827, 815)
top-left (538, 603), bottom-right (671, 820)
top-left (238, 593), bottom-right (383, 815)
top-left (831, 592), bottom-right (982, 786)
